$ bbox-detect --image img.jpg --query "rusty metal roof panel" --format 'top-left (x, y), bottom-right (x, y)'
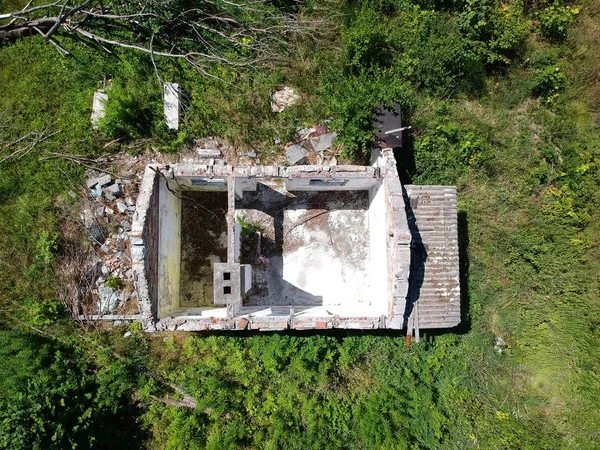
top-left (404, 185), bottom-right (461, 329)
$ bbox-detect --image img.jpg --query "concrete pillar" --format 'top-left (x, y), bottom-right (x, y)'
top-left (91, 90), bottom-right (108, 129)
top-left (164, 82), bottom-right (180, 130)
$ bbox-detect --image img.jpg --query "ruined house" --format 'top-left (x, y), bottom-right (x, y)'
top-left (130, 148), bottom-right (460, 333)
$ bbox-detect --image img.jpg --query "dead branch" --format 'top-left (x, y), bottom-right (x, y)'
top-left (0, 128), bottom-right (60, 164)
top-left (0, 0), bottom-right (333, 76)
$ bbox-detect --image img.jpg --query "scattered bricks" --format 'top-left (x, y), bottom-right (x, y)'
top-left (237, 317), bottom-right (249, 330)
top-left (97, 174), bottom-right (112, 187)
top-left (116, 200), bottom-right (127, 214)
top-left (92, 186), bottom-right (103, 198)
top-left (105, 183), bottom-right (122, 197)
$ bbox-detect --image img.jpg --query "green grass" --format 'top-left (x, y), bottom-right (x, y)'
top-left (0, 0), bottom-right (599, 448)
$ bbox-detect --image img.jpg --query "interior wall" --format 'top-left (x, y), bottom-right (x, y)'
top-left (368, 181), bottom-right (389, 314)
top-left (157, 178), bottom-right (182, 317)
top-left (285, 177), bottom-right (378, 191)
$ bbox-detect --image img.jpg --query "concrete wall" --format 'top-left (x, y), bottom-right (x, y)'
top-left (367, 181), bottom-right (389, 315)
top-left (285, 177), bottom-right (378, 191)
top-left (157, 177), bottom-right (182, 317)
top-left (379, 148), bottom-right (412, 329)
top-left (233, 177), bottom-right (257, 200)
top-left (131, 167), bottom-right (160, 328)
top-left (174, 176), bottom-right (227, 191)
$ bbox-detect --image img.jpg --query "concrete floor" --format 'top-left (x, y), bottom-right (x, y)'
top-left (179, 191), bottom-right (228, 307)
top-left (236, 180), bottom-right (373, 315)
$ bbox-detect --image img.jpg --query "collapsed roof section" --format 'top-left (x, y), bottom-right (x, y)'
top-left (130, 148), bottom-right (460, 332)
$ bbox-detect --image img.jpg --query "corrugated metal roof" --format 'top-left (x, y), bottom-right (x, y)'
top-left (404, 185), bottom-right (461, 329)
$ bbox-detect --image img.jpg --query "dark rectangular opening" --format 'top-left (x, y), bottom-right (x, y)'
top-left (223, 286), bottom-right (232, 295)
top-left (223, 272), bottom-right (231, 281)
top-left (309, 179), bottom-right (347, 187)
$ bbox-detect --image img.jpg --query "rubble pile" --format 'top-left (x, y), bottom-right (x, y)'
top-left (84, 172), bottom-right (140, 314)
top-left (284, 125), bottom-right (338, 166)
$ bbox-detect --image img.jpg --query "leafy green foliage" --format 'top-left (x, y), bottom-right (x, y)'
top-left (538, 4), bottom-right (579, 41)
top-left (0, 0), bottom-right (599, 448)
top-left (0, 331), bottom-right (143, 449)
top-left (99, 78), bottom-right (162, 140)
top-left (529, 65), bottom-right (567, 103)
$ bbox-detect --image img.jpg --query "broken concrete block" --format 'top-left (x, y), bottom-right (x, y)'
top-left (91, 186), bottom-right (103, 198)
top-left (105, 183), bottom-right (122, 197)
top-left (116, 200), bottom-right (127, 214)
top-left (96, 174), bottom-right (112, 187)
top-left (271, 86), bottom-right (300, 113)
top-left (164, 82), bottom-right (180, 130)
top-left (87, 178), bottom-right (99, 189)
top-left (196, 149), bottom-right (221, 158)
top-left (91, 90), bottom-right (108, 129)
top-left (285, 144), bottom-right (308, 165)
top-left (105, 193), bottom-right (116, 201)
top-left (310, 132), bottom-right (337, 153)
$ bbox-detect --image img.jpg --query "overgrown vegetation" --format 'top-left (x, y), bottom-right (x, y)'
top-left (0, 0), bottom-right (599, 448)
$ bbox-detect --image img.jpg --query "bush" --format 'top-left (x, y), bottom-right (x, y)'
top-left (342, 6), bottom-right (391, 70)
top-left (538, 5), bottom-right (579, 42)
top-left (529, 66), bottom-right (567, 103)
top-left (459, 0), bottom-right (529, 66)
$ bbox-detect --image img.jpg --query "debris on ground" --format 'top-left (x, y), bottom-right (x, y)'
top-left (82, 171), bottom-right (139, 315)
top-left (270, 86), bottom-right (300, 113)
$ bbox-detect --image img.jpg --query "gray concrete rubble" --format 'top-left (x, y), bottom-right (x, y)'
top-left (285, 144), bottom-right (308, 165)
top-left (82, 171), bottom-right (140, 317)
top-left (128, 148), bottom-right (461, 333)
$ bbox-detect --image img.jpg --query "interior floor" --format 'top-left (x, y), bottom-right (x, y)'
top-left (236, 180), bottom-right (373, 315)
top-left (179, 191), bottom-right (228, 307)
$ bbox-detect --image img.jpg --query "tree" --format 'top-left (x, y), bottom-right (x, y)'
top-left (0, 0), bottom-right (316, 78)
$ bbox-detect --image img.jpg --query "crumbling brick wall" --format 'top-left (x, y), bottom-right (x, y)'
top-left (131, 166), bottom-right (160, 326)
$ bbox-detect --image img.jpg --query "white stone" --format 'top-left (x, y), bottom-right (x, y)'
top-left (164, 82), bottom-right (181, 130)
top-left (91, 90), bottom-right (108, 129)
top-left (270, 86), bottom-right (300, 113)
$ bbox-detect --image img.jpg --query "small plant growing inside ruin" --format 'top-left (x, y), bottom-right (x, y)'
top-left (237, 216), bottom-right (262, 236)
top-left (105, 276), bottom-right (122, 290)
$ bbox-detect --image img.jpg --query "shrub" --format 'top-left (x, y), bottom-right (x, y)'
top-left (538, 5), bottom-right (579, 42)
top-left (459, 0), bottom-right (529, 66)
top-left (529, 66), bottom-right (567, 103)
top-left (342, 6), bottom-right (391, 70)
